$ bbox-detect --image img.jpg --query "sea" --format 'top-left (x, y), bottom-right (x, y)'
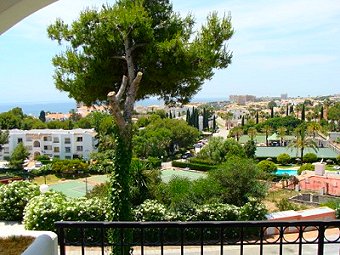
top-left (0, 97), bottom-right (227, 117)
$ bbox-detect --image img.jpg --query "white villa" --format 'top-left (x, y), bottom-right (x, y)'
top-left (0, 129), bottom-right (97, 160)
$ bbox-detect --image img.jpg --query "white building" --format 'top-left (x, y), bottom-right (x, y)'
top-left (0, 129), bottom-right (97, 160)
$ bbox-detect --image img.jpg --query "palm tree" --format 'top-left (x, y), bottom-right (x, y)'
top-left (231, 127), bottom-right (243, 142)
top-left (261, 125), bottom-right (273, 147)
top-left (277, 126), bottom-right (287, 146)
top-left (289, 125), bottom-right (318, 162)
top-left (307, 122), bottom-right (321, 139)
top-left (247, 127), bottom-right (257, 141)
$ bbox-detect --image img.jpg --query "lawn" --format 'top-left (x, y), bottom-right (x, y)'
top-left (32, 174), bottom-right (61, 185)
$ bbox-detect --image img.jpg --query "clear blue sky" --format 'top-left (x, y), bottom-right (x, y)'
top-left (0, 0), bottom-right (339, 104)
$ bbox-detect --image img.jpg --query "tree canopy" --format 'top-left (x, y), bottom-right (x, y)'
top-left (48, 0), bottom-right (233, 106)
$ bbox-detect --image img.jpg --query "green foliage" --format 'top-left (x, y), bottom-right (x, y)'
top-left (257, 160), bottom-right (277, 173)
top-left (337, 155), bottom-right (340, 164)
top-left (189, 203), bottom-right (239, 221)
top-left (23, 191), bottom-right (108, 232)
top-left (328, 102), bottom-right (340, 122)
top-left (197, 137), bottom-right (246, 164)
top-left (130, 158), bottom-right (162, 205)
top-left (238, 198), bottom-right (268, 221)
top-left (276, 153), bottom-right (291, 165)
top-left (134, 118), bottom-right (199, 158)
top-left (0, 181), bottom-right (39, 221)
top-left (86, 182), bottom-right (109, 199)
top-left (244, 140), bottom-right (256, 158)
top-left (303, 153), bottom-right (318, 163)
top-left (208, 157), bottom-right (267, 206)
top-left (9, 143), bottom-right (30, 169)
top-left (320, 198), bottom-right (340, 210)
top-left (0, 130), bottom-right (9, 150)
top-left (51, 159), bottom-right (89, 177)
top-left (336, 207), bottom-right (340, 219)
top-left (297, 163), bottom-right (315, 175)
top-left (47, 0), bottom-right (233, 106)
top-left (256, 116), bottom-right (301, 133)
top-left (134, 199), bottom-right (176, 221)
top-left (275, 198), bottom-right (300, 211)
top-left (188, 157), bottom-right (215, 165)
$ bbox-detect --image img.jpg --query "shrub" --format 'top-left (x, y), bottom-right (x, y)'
top-left (336, 155), bottom-right (340, 164)
top-left (23, 192), bottom-right (66, 231)
top-left (134, 199), bottom-right (177, 221)
top-left (336, 206), bottom-right (340, 219)
top-left (189, 203), bottom-right (239, 221)
top-left (23, 191), bottom-right (109, 232)
top-left (238, 198), bottom-right (268, 221)
top-left (276, 153), bottom-right (291, 165)
top-left (297, 163), bottom-right (315, 175)
top-left (0, 181), bottom-right (39, 221)
top-left (257, 160), bottom-right (277, 173)
top-left (189, 158), bottom-right (215, 165)
top-left (275, 198), bottom-right (300, 211)
top-left (303, 153), bottom-right (318, 163)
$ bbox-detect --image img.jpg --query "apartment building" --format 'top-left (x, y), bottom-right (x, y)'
top-left (0, 129), bottom-right (97, 160)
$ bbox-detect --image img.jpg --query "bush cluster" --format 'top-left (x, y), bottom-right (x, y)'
top-left (257, 160), bottom-right (277, 173)
top-left (0, 181), bottom-right (39, 221)
top-left (23, 191), bottom-right (108, 232)
top-left (297, 163), bottom-right (315, 175)
top-left (303, 153), bottom-right (318, 163)
top-left (133, 199), bottom-right (267, 222)
top-left (276, 153), bottom-right (291, 165)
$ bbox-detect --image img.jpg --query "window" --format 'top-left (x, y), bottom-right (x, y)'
top-left (17, 138), bottom-right (23, 143)
top-left (76, 146), bottom-right (83, 152)
top-left (53, 137), bottom-right (59, 143)
top-left (43, 136), bottom-right (52, 142)
top-left (65, 156), bottom-right (72, 159)
top-left (44, 145), bottom-right (52, 151)
top-left (33, 141), bottom-right (40, 148)
top-left (54, 147), bottom-right (60, 153)
top-left (65, 147), bottom-right (71, 153)
top-left (64, 138), bottom-right (71, 144)
top-left (76, 137), bottom-right (83, 142)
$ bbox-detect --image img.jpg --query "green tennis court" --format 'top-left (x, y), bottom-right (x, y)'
top-left (161, 169), bottom-right (206, 183)
top-left (50, 180), bottom-right (94, 198)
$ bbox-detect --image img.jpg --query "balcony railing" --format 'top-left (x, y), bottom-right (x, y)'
top-left (56, 220), bottom-right (340, 255)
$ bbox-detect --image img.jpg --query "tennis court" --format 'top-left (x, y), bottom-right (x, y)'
top-left (161, 169), bottom-right (206, 183)
top-left (49, 170), bottom-right (205, 197)
top-left (50, 180), bottom-right (94, 198)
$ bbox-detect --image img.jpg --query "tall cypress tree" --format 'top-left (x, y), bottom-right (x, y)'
top-left (241, 115), bottom-right (245, 126)
top-left (212, 115), bottom-right (216, 131)
top-left (186, 109), bottom-right (190, 124)
top-left (301, 104), bottom-right (305, 121)
top-left (270, 107), bottom-right (274, 118)
top-left (320, 106), bottom-right (324, 120)
top-left (256, 111), bottom-right (259, 124)
top-left (286, 104), bottom-right (289, 116)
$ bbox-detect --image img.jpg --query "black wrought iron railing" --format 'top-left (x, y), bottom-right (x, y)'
top-left (55, 220), bottom-right (340, 255)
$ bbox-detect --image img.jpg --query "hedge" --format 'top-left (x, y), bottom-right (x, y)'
top-left (172, 160), bottom-right (216, 171)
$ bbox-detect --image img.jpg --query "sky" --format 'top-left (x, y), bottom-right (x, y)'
top-left (0, 0), bottom-right (340, 105)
